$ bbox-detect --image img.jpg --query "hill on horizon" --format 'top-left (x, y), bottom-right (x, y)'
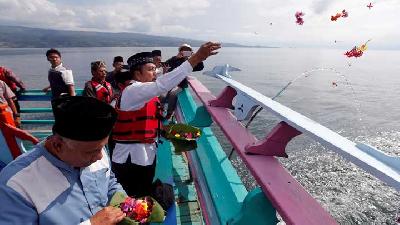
top-left (0, 25), bottom-right (246, 48)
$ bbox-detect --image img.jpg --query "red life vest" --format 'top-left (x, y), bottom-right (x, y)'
top-left (0, 104), bottom-right (15, 127)
top-left (0, 67), bottom-right (18, 92)
top-left (113, 97), bottom-right (161, 143)
top-left (90, 80), bottom-right (113, 104)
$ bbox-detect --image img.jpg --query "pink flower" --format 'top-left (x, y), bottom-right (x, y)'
top-left (295, 11), bottom-right (305, 25)
top-left (341, 10), bottom-right (348, 18)
top-left (119, 196), bottom-right (153, 223)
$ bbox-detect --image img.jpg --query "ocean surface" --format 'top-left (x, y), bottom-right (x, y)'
top-left (0, 47), bottom-right (399, 224)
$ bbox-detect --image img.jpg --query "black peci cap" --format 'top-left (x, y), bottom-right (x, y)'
top-left (151, 50), bottom-right (161, 57)
top-left (114, 71), bottom-right (133, 85)
top-left (51, 96), bottom-right (117, 141)
top-left (127, 52), bottom-right (153, 70)
top-left (113, 56), bottom-right (124, 63)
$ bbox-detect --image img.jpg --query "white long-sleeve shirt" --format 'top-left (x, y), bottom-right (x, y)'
top-left (112, 61), bottom-right (193, 166)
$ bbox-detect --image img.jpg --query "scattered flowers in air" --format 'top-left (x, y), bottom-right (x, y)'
top-left (295, 11), bottom-right (305, 25)
top-left (331, 10), bottom-right (348, 21)
top-left (119, 196), bottom-right (153, 223)
top-left (367, 3), bottom-right (373, 10)
top-left (344, 40), bottom-right (371, 58)
top-left (341, 10), bottom-right (348, 18)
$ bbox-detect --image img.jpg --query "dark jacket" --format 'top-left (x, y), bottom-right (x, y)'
top-left (165, 56), bottom-right (204, 88)
top-left (165, 56), bottom-right (204, 73)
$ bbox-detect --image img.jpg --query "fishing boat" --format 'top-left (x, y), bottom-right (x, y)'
top-left (0, 65), bottom-right (399, 225)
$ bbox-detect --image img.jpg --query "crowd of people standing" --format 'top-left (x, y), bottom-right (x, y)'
top-left (0, 42), bottom-right (221, 224)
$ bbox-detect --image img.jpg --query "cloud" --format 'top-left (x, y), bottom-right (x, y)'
top-left (0, 0), bottom-right (399, 48)
top-left (0, 0), bottom-right (210, 33)
top-left (0, 0), bottom-right (68, 27)
top-left (311, 0), bottom-right (336, 14)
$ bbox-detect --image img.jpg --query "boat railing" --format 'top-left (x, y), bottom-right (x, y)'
top-left (13, 77), bottom-right (399, 225)
top-left (18, 89), bottom-right (83, 137)
top-left (213, 72), bottom-right (399, 190)
top-left (174, 77), bottom-right (336, 225)
top-left (175, 73), bottom-right (398, 225)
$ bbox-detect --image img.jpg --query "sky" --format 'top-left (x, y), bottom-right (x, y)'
top-left (0, 0), bottom-right (399, 49)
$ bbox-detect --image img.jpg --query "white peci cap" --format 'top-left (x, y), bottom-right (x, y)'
top-left (179, 43), bottom-right (192, 51)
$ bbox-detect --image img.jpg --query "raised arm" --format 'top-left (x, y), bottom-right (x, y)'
top-left (122, 42), bottom-right (221, 109)
top-left (5, 69), bottom-right (26, 91)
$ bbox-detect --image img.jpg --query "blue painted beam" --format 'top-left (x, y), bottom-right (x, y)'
top-left (20, 108), bottom-right (52, 113)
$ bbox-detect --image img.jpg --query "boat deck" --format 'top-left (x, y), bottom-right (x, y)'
top-left (155, 138), bottom-right (204, 225)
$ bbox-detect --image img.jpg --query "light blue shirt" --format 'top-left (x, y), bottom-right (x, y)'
top-left (0, 143), bottom-right (124, 225)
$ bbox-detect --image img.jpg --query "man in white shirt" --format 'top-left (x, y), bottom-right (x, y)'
top-left (111, 42), bottom-right (221, 197)
top-left (42, 48), bottom-right (76, 99)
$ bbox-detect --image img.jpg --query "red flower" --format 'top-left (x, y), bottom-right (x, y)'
top-left (344, 46), bottom-right (363, 58)
top-left (331, 13), bottom-right (342, 21)
top-left (331, 10), bottom-right (348, 21)
top-left (295, 11), bottom-right (305, 25)
top-left (119, 196), bottom-right (154, 223)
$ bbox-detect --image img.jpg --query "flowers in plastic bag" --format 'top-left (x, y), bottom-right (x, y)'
top-left (162, 123), bottom-right (202, 153)
top-left (109, 192), bottom-right (165, 225)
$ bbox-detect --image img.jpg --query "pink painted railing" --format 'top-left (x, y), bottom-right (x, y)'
top-left (187, 77), bottom-right (338, 225)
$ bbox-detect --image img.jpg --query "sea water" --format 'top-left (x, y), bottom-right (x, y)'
top-left (0, 47), bottom-right (399, 224)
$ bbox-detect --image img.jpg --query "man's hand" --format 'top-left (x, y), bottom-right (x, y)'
top-left (14, 116), bottom-right (21, 128)
top-left (42, 86), bottom-right (51, 93)
top-left (162, 64), bottom-right (170, 74)
top-left (188, 42), bottom-right (221, 67)
top-left (90, 206), bottom-right (126, 225)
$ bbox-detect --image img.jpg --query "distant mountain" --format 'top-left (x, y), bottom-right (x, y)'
top-left (0, 25), bottom-right (245, 48)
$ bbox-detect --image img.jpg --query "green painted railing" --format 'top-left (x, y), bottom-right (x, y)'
top-left (19, 89), bottom-right (83, 125)
top-left (21, 120), bottom-right (54, 124)
top-left (18, 89), bottom-right (83, 101)
top-left (20, 108), bottom-right (52, 113)
top-left (177, 88), bottom-right (278, 225)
